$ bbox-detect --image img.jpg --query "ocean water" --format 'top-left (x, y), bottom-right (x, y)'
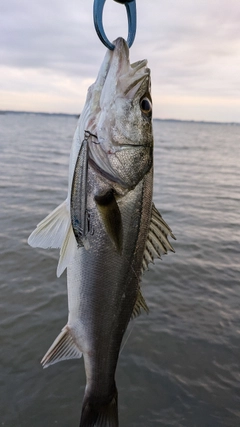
top-left (0, 112), bottom-right (240, 427)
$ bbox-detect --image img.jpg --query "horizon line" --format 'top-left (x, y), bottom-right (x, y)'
top-left (0, 110), bottom-right (239, 126)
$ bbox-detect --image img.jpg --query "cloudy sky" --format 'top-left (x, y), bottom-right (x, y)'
top-left (1, 0), bottom-right (240, 121)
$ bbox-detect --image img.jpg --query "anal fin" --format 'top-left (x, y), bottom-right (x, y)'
top-left (41, 325), bottom-right (82, 368)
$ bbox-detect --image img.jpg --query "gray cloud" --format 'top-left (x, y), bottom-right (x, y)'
top-left (1, 0), bottom-right (240, 119)
top-left (2, 2), bottom-right (92, 69)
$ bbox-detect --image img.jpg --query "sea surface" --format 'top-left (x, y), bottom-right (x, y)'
top-left (0, 112), bottom-right (240, 427)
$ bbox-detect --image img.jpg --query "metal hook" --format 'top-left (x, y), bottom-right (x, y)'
top-left (93, 0), bottom-right (137, 50)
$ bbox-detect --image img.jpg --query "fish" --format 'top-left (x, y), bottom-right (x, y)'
top-left (28, 37), bottom-right (175, 427)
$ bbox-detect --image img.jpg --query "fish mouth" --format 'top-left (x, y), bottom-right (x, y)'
top-left (85, 37), bottom-right (150, 127)
top-left (97, 37), bottom-right (149, 103)
top-left (112, 38), bottom-right (148, 73)
top-left (113, 38), bottom-right (149, 98)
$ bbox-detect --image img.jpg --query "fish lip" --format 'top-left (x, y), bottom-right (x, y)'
top-left (112, 38), bottom-right (148, 73)
top-left (112, 37), bottom-right (129, 61)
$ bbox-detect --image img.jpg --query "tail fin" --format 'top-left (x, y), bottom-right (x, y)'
top-left (79, 386), bottom-right (118, 427)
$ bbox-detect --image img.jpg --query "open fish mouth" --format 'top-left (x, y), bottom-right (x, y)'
top-left (97, 37), bottom-right (150, 106)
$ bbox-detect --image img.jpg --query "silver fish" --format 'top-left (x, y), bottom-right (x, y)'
top-left (28, 37), bottom-right (175, 427)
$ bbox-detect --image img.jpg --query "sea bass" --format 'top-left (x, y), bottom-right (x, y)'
top-left (28, 37), bottom-right (175, 426)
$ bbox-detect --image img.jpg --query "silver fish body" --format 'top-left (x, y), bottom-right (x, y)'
top-left (28, 38), bottom-right (175, 426)
top-left (69, 167), bottom-right (153, 426)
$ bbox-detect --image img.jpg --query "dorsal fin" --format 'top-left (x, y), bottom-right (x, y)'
top-left (132, 288), bottom-right (149, 318)
top-left (142, 203), bottom-right (176, 273)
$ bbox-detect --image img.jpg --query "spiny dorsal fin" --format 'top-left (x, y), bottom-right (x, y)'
top-left (95, 190), bottom-right (123, 253)
top-left (142, 203), bottom-right (176, 273)
top-left (132, 288), bottom-right (149, 318)
top-left (41, 325), bottom-right (82, 368)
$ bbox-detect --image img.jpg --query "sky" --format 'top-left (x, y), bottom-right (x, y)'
top-left (1, 0), bottom-right (240, 122)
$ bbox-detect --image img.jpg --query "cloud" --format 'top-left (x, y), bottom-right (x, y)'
top-left (0, 0), bottom-right (240, 120)
top-left (1, 0), bottom-right (95, 71)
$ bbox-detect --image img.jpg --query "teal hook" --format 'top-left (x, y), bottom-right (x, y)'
top-left (93, 0), bottom-right (137, 50)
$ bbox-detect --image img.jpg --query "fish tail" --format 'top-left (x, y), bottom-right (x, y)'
top-left (79, 384), bottom-right (118, 427)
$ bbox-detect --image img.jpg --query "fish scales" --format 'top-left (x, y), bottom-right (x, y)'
top-left (28, 37), bottom-right (175, 426)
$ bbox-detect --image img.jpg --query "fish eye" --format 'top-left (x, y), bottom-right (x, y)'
top-left (140, 97), bottom-right (152, 116)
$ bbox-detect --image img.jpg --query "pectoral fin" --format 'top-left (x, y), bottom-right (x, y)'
top-left (95, 190), bottom-right (123, 253)
top-left (28, 200), bottom-right (70, 250)
top-left (28, 200), bottom-right (76, 277)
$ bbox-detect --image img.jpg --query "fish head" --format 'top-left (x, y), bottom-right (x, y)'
top-left (87, 38), bottom-right (153, 189)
